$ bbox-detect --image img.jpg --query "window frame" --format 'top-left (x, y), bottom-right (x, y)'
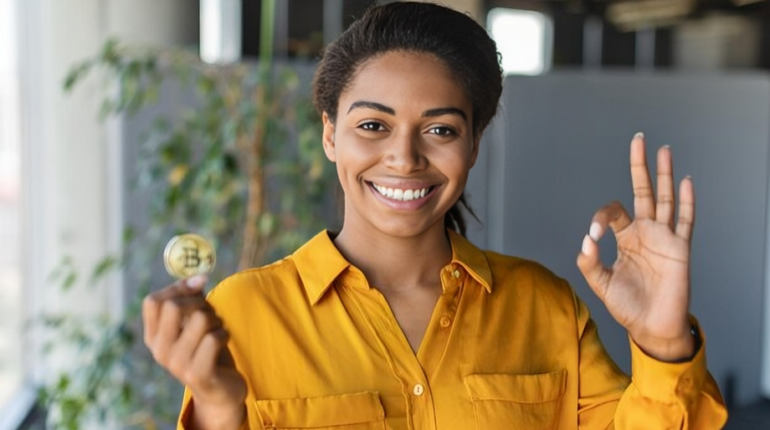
top-left (0, 0), bottom-right (34, 426)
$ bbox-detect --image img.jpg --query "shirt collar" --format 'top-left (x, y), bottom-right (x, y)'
top-left (293, 230), bottom-right (351, 306)
top-left (293, 229), bottom-right (493, 306)
top-left (446, 229), bottom-right (493, 293)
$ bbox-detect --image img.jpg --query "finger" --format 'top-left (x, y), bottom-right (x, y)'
top-left (143, 280), bottom-right (186, 345)
top-left (591, 201), bottom-right (633, 239)
top-left (142, 294), bottom-right (162, 346)
top-left (150, 275), bottom-right (209, 303)
top-left (577, 234), bottom-right (612, 300)
top-left (188, 328), bottom-right (230, 387)
top-left (655, 145), bottom-right (675, 228)
top-left (174, 294), bottom-right (214, 314)
top-left (181, 308), bottom-right (223, 344)
top-left (675, 176), bottom-right (696, 242)
top-left (143, 275), bottom-right (208, 346)
top-left (630, 133), bottom-right (655, 219)
top-left (167, 309), bottom-right (223, 378)
top-left (153, 296), bottom-right (210, 363)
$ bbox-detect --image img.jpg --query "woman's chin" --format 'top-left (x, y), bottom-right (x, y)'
top-left (364, 216), bottom-right (446, 240)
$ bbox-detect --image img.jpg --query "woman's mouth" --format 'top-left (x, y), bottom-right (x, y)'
top-left (369, 182), bottom-right (436, 202)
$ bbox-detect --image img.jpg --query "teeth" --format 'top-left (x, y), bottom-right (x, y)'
top-left (372, 183), bottom-right (431, 202)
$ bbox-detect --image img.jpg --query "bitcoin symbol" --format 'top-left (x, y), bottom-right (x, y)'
top-left (183, 244), bottom-right (201, 269)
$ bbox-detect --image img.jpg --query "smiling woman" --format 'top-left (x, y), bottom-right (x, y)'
top-left (141, 2), bottom-right (727, 430)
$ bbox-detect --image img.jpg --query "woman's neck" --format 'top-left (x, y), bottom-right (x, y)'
top-left (332, 220), bottom-right (453, 292)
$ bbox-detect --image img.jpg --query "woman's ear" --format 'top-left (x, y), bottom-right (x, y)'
top-left (322, 112), bottom-right (337, 162)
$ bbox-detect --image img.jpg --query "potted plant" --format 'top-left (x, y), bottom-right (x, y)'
top-left (36, 3), bottom-right (337, 428)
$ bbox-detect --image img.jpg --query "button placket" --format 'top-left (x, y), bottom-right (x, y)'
top-left (418, 269), bottom-right (462, 385)
top-left (408, 380), bottom-right (436, 430)
top-left (338, 280), bottom-right (429, 425)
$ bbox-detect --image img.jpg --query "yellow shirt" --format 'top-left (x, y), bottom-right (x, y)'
top-left (178, 230), bottom-right (727, 429)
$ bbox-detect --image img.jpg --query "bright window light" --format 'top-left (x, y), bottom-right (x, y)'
top-left (488, 8), bottom-right (552, 76)
top-left (0, 0), bottom-right (22, 413)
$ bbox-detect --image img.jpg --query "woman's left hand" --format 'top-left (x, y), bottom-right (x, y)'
top-left (576, 133), bottom-right (695, 362)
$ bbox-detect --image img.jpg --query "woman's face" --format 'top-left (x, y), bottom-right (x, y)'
top-left (322, 50), bottom-right (478, 239)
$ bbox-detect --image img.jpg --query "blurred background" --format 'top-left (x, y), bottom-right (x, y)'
top-left (2, 0), bottom-right (770, 429)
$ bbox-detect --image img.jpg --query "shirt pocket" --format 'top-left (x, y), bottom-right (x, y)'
top-left (253, 391), bottom-right (386, 430)
top-left (464, 370), bottom-right (567, 430)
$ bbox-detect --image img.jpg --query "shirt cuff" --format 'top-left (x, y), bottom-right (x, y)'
top-left (177, 396), bottom-right (194, 430)
top-left (178, 396), bottom-right (251, 430)
top-left (629, 316), bottom-right (709, 403)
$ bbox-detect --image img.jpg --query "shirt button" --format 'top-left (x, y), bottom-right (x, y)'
top-left (440, 316), bottom-right (452, 328)
top-left (413, 384), bottom-right (425, 396)
top-left (452, 269), bottom-right (461, 279)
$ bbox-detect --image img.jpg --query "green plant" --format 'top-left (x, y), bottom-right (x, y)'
top-left (36, 2), bottom-right (337, 428)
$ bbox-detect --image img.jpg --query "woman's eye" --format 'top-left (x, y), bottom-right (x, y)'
top-left (428, 126), bottom-right (456, 136)
top-left (359, 122), bottom-right (385, 132)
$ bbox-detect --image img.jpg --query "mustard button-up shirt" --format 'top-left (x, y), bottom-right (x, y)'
top-left (178, 230), bottom-right (727, 429)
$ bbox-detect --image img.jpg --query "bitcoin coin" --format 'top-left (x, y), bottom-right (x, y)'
top-left (163, 233), bottom-right (216, 279)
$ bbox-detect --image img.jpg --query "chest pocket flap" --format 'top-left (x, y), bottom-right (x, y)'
top-left (464, 370), bottom-right (567, 402)
top-left (464, 370), bottom-right (567, 430)
top-left (254, 391), bottom-right (385, 429)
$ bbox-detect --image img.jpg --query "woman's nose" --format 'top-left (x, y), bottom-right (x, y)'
top-left (383, 131), bottom-right (427, 173)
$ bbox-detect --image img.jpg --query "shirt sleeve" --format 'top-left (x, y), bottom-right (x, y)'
top-left (177, 386), bottom-right (253, 430)
top-left (574, 295), bottom-right (728, 429)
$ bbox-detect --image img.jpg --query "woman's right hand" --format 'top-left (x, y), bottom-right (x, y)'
top-left (142, 275), bottom-right (247, 429)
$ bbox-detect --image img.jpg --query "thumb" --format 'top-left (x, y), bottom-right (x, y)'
top-left (182, 274), bottom-right (208, 293)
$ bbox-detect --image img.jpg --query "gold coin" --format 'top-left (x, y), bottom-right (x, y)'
top-left (163, 233), bottom-right (216, 279)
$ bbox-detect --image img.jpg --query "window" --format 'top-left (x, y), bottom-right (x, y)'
top-left (487, 8), bottom-right (553, 75)
top-left (0, 0), bottom-right (23, 414)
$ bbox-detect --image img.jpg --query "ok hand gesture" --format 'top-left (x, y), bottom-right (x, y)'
top-left (577, 133), bottom-right (695, 362)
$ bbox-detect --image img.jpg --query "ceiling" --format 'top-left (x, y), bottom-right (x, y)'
top-left (496, 0), bottom-right (770, 30)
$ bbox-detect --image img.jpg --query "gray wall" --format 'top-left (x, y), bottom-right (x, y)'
top-left (467, 72), bottom-right (770, 407)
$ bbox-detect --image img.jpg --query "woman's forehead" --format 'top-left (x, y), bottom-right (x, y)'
top-left (340, 51), bottom-right (472, 116)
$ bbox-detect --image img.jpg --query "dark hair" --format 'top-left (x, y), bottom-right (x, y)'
top-left (312, 1), bottom-right (503, 236)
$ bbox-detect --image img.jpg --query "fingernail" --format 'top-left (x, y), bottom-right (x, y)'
top-left (185, 274), bottom-right (208, 289)
top-left (582, 235), bottom-right (592, 255)
top-left (634, 132), bottom-right (645, 140)
top-left (589, 222), bottom-right (602, 242)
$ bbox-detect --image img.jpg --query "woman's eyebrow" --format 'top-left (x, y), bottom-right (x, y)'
top-left (346, 102), bottom-right (467, 121)
top-left (347, 101), bottom-right (395, 115)
top-left (422, 107), bottom-right (467, 121)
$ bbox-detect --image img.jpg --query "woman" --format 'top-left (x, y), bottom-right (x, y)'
top-left (142, 2), bottom-right (727, 429)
